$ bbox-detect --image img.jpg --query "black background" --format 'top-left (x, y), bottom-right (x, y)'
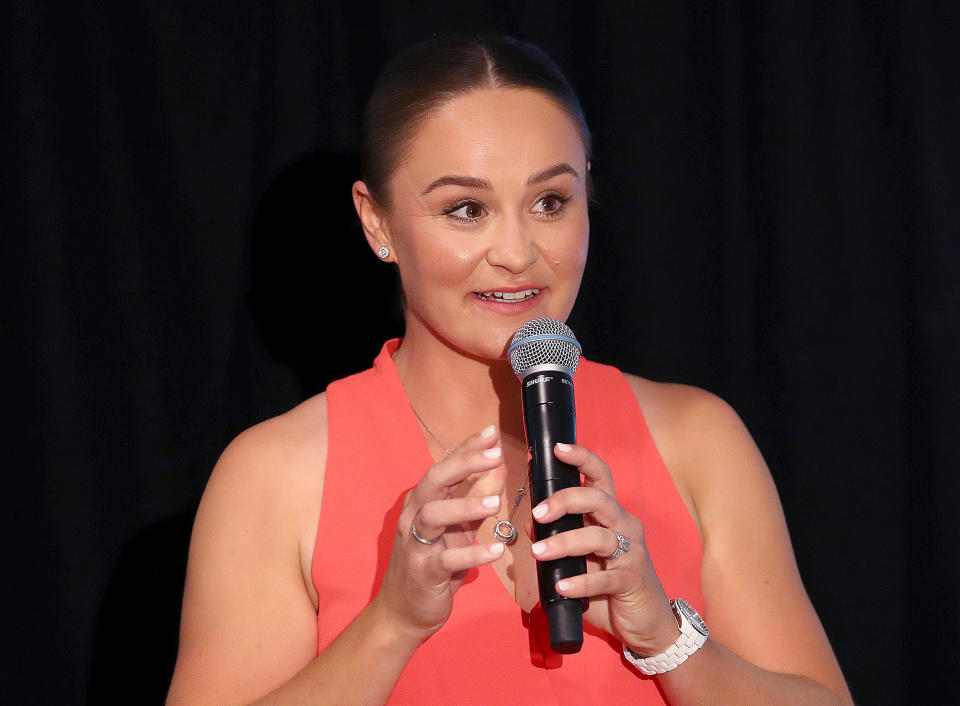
top-left (3, 2), bottom-right (958, 704)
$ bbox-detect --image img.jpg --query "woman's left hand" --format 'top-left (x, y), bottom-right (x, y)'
top-left (528, 442), bottom-right (680, 655)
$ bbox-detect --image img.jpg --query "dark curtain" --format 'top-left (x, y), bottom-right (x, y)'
top-left (4, 2), bottom-right (957, 703)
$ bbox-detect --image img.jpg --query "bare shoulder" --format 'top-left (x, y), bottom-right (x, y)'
top-left (623, 374), bottom-right (850, 699)
top-left (624, 373), bottom-right (778, 535)
top-left (622, 373), bottom-right (754, 536)
top-left (210, 391), bottom-right (329, 504)
top-left (208, 391), bottom-right (329, 593)
top-left (168, 393), bottom-right (329, 703)
top-left (623, 373), bottom-right (745, 450)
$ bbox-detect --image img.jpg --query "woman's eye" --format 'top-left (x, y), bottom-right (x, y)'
top-left (446, 201), bottom-right (485, 222)
top-left (532, 194), bottom-right (568, 217)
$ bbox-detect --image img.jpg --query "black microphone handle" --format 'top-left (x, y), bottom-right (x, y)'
top-left (522, 370), bottom-right (587, 654)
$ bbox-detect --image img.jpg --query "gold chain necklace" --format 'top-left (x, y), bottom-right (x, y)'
top-left (410, 404), bottom-right (528, 544)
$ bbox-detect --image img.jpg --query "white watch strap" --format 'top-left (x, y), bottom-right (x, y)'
top-left (622, 600), bottom-right (708, 675)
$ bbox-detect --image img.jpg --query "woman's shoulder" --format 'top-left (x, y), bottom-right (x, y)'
top-left (621, 373), bottom-right (742, 443)
top-left (198, 392), bottom-right (330, 607)
top-left (619, 372), bottom-right (763, 536)
top-left (201, 392), bottom-right (328, 547)
top-left (214, 391), bottom-right (329, 491)
top-left (583, 360), bottom-right (737, 437)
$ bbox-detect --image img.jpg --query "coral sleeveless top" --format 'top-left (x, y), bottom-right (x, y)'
top-left (312, 340), bottom-right (704, 704)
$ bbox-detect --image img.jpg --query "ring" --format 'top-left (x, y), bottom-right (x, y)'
top-left (606, 530), bottom-right (631, 559)
top-left (411, 509), bottom-right (443, 545)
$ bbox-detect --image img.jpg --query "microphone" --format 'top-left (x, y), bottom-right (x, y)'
top-left (508, 318), bottom-right (587, 654)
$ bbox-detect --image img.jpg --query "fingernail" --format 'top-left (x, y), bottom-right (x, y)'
top-left (482, 495), bottom-right (501, 508)
top-left (480, 424), bottom-right (496, 438)
top-left (531, 542), bottom-right (546, 555)
top-left (556, 442), bottom-right (572, 452)
top-left (490, 542), bottom-right (505, 556)
top-left (557, 580), bottom-right (570, 592)
top-left (532, 503), bottom-right (548, 519)
top-left (482, 447), bottom-right (502, 459)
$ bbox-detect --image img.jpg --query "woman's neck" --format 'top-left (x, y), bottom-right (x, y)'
top-left (392, 328), bottom-right (526, 452)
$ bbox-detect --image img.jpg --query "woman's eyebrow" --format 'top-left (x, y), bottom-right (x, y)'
top-left (526, 163), bottom-right (579, 185)
top-left (421, 175), bottom-right (492, 195)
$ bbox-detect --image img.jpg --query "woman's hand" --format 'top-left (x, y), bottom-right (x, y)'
top-left (371, 425), bottom-right (508, 647)
top-left (528, 443), bottom-right (681, 655)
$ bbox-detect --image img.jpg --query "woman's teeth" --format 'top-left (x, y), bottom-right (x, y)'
top-left (475, 288), bottom-right (540, 302)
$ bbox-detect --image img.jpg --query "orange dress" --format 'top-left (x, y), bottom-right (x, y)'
top-left (312, 340), bottom-right (704, 704)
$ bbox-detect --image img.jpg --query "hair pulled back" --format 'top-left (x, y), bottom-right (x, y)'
top-left (360, 34), bottom-right (591, 207)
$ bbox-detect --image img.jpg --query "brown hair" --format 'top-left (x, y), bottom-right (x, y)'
top-left (360, 34), bottom-right (592, 207)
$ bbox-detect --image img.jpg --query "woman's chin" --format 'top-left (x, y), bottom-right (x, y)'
top-left (454, 330), bottom-right (521, 366)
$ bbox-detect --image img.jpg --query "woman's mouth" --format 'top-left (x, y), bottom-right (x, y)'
top-left (474, 288), bottom-right (541, 302)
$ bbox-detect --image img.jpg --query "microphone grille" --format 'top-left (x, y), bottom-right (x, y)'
top-left (508, 318), bottom-right (582, 378)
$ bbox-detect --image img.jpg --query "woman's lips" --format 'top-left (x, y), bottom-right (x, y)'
top-left (472, 288), bottom-right (543, 313)
top-left (474, 288), bottom-right (540, 302)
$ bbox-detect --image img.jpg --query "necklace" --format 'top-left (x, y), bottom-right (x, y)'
top-left (410, 404), bottom-right (528, 544)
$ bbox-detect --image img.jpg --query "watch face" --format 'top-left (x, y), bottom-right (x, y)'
top-left (675, 598), bottom-right (709, 637)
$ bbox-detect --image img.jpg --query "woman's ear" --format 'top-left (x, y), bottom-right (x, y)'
top-left (352, 180), bottom-right (395, 262)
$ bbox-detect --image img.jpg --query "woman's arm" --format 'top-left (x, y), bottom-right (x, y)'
top-left (635, 379), bottom-right (853, 704)
top-left (167, 398), bottom-right (509, 705)
top-left (166, 398), bottom-right (421, 704)
top-left (528, 379), bottom-right (851, 704)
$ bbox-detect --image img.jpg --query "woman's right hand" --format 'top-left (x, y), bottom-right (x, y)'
top-left (370, 424), bottom-right (508, 646)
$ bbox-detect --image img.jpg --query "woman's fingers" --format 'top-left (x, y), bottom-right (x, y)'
top-left (531, 484), bottom-right (626, 530)
top-left (554, 565), bottom-right (641, 600)
top-left (402, 424), bottom-right (507, 552)
top-left (553, 442), bottom-right (615, 493)
top-left (415, 425), bottom-right (503, 499)
top-left (530, 442), bottom-right (621, 526)
top-left (413, 495), bottom-right (502, 539)
top-left (424, 542), bottom-right (505, 580)
top-left (530, 524), bottom-right (622, 560)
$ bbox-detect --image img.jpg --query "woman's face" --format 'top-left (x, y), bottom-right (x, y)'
top-left (378, 87), bottom-right (590, 360)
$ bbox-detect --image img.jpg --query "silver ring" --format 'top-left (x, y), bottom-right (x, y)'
top-left (411, 509), bottom-right (443, 545)
top-left (606, 530), bottom-right (631, 560)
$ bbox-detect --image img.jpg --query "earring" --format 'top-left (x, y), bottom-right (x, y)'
top-left (377, 245), bottom-right (390, 260)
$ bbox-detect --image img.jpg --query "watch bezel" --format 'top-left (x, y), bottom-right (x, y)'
top-left (674, 598), bottom-right (709, 637)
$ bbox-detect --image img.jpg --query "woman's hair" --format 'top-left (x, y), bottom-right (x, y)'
top-left (360, 34), bottom-right (592, 207)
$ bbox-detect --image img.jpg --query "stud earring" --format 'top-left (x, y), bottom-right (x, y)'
top-left (377, 246), bottom-right (390, 260)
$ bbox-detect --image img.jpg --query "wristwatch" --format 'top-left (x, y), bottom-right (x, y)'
top-left (622, 598), bottom-right (709, 675)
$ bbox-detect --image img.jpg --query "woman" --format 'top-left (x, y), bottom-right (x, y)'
top-left (167, 35), bottom-right (851, 704)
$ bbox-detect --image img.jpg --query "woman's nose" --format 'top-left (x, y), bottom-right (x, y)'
top-left (485, 217), bottom-right (538, 273)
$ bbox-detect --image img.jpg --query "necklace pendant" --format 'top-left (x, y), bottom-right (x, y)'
top-left (493, 520), bottom-right (518, 544)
